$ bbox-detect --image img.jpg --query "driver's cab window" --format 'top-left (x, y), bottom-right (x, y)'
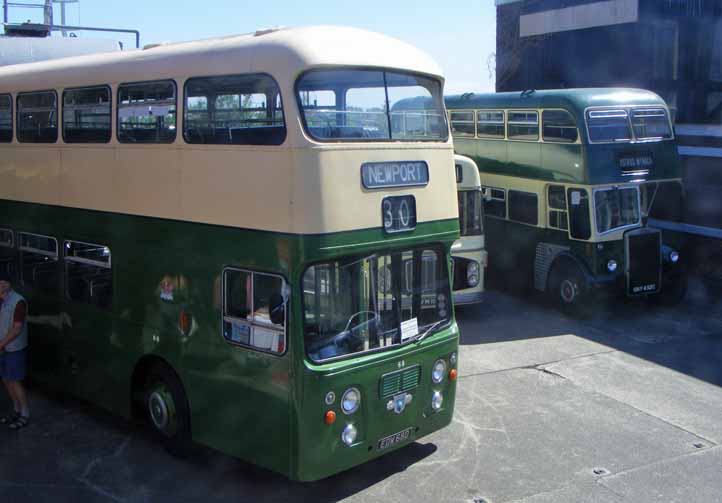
top-left (223, 268), bottom-right (286, 355)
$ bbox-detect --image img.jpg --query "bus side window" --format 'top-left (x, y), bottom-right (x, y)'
top-left (223, 269), bottom-right (286, 355)
top-left (567, 188), bottom-right (591, 240)
top-left (184, 74), bottom-right (286, 146)
top-left (542, 110), bottom-right (578, 143)
top-left (64, 240), bottom-right (112, 309)
top-left (548, 185), bottom-right (568, 231)
top-left (483, 186), bottom-right (507, 218)
top-left (19, 232), bottom-right (59, 295)
top-left (508, 190), bottom-right (539, 225)
top-left (17, 91), bottom-right (58, 143)
top-left (476, 110), bottom-right (505, 138)
top-left (507, 110), bottom-right (538, 141)
top-left (117, 80), bottom-right (177, 144)
top-left (0, 228), bottom-right (16, 281)
top-left (449, 111), bottom-right (475, 137)
top-left (63, 86), bottom-right (112, 143)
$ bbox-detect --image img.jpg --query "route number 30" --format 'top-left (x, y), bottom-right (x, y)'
top-left (382, 195), bottom-right (417, 233)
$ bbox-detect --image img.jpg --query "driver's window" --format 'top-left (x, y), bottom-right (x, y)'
top-left (223, 268), bottom-right (286, 355)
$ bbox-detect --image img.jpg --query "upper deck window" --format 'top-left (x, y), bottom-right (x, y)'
top-left (63, 86), bottom-right (111, 143)
top-left (477, 110), bottom-right (505, 138)
top-left (449, 111), bottom-right (475, 137)
top-left (586, 109), bottom-right (632, 143)
top-left (507, 111), bottom-right (538, 141)
top-left (296, 69), bottom-right (447, 142)
top-left (118, 80), bottom-right (176, 144)
top-left (542, 110), bottom-right (578, 143)
top-left (184, 74), bottom-right (286, 145)
top-left (631, 109), bottom-right (672, 140)
top-left (0, 94), bottom-right (12, 142)
top-left (17, 91), bottom-right (58, 143)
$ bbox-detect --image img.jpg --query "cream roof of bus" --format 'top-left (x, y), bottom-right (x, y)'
top-left (0, 25), bottom-right (444, 93)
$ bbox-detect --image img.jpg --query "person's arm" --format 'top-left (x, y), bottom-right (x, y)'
top-left (0, 321), bottom-right (23, 352)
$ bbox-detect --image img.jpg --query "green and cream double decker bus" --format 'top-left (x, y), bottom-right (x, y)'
top-left (445, 89), bottom-right (685, 311)
top-left (452, 154), bottom-right (487, 305)
top-left (0, 26), bottom-right (460, 481)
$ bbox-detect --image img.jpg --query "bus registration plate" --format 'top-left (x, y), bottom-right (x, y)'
top-left (377, 427), bottom-right (412, 451)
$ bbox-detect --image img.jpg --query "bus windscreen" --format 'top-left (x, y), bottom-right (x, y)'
top-left (303, 247), bottom-right (451, 362)
top-left (296, 69), bottom-right (447, 142)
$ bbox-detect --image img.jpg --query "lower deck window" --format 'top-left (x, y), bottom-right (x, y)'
top-left (483, 187), bottom-right (507, 218)
top-left (64, 240), bottom-right (112, 309)
top-left (19, 232), bottom-right (59, 294)
top-left (508, 190), bottom-right (538, 225)
top-left (223, 269), bottom-right (286, 354)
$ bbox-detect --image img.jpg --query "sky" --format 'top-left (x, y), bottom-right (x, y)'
top-left (9, 0), bottom-right (497, 93)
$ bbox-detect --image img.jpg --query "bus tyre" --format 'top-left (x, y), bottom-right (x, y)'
top-left (144, 365), bottom-right (191, 455)
top-left (549, 262), bottom-right (591, 317)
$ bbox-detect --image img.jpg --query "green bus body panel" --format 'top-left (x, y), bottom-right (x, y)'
top-left (0, 199), bottom-right (458, 480)
top-left (484, 216), bottom-right (630, 286)
top-left (446, 89), bottom-right (681, 184)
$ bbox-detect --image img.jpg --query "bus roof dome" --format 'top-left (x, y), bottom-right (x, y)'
top-left (0, 25), bottom-right (444, 93)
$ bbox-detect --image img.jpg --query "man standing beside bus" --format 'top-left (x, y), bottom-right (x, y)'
top-left (0, 271), bottom-right (30, 430)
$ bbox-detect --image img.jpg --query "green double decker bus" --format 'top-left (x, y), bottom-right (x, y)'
top-left (0, 26), bottom-right (460, 480)
top-left (446, 88), bottom-right (685, 311)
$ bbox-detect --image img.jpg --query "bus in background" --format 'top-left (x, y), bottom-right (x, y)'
top-left (0, 26), bottom-right (459, 481)
top-left (452, 154), bottom-right (487, 305)
top-left (445, 88), bottom-right (686, 313)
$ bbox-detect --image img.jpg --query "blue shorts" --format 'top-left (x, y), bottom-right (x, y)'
top-left (0, 349), bottom-right (26, 381)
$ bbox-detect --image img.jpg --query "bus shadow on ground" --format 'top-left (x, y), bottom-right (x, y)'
top-left (0, 385), bottom-right (437, 502)
top-left (455, 274), bottom-right (722, 388)
top-left (140, 435), bottom-right (438, 501)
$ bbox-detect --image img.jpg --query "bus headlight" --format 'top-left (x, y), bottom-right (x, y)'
top-left (467, 261), bottom-right (480, 287)
top-left (607, 260), bottom-right (618, 272)
top-left (449, 352), bottom-right (457, 366)
top-left (432, 359), bottom-right (446, 384)
top-left (670, 250), bottom-right (679, 263)
top-left (431, 391), bottom-right (443, 411)
top-left (341, 424), bottom-right (357, 446)
top-left (341, 388), bottom-right (361, 415)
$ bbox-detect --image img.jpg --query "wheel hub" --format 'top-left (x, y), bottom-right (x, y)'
top-left (560, 279), bottom-right (577, 303)
top-left (149, 390), bottom-right (170, 430)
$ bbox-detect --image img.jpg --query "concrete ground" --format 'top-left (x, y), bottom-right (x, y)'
top-left (2, 281), bottom-right (722, 503)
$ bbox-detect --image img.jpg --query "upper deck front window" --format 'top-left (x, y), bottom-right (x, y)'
top-left (631, 109), bottom-right (672, 140)
top-left (586, 109), bottom-right (632, 143)
top-left (296, 69), bottom-right (448, 142)
top-left (586, 107), bottom-right (673, 143)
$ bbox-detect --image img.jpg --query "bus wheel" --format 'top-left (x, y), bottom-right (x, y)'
top-left (549, 261), bottom-right (591, 317)
top-left (144, 365), bottom-right (191, 454)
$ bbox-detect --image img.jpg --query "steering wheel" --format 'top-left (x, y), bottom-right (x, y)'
top-left (332, 311), bottom-right (377, 350)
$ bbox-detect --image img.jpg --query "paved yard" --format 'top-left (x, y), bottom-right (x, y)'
top-left (2, 281), bottom-right (722, 503)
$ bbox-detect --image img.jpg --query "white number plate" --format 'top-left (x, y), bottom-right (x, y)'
top-left (377, 427), bottom-right (412, 451)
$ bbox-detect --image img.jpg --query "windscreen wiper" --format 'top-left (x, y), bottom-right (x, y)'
top-left (412, 319), bottom-right (446, 345)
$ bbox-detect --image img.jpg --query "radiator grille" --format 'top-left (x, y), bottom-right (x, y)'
top-left (379, 365), bottom-right (421, 398)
